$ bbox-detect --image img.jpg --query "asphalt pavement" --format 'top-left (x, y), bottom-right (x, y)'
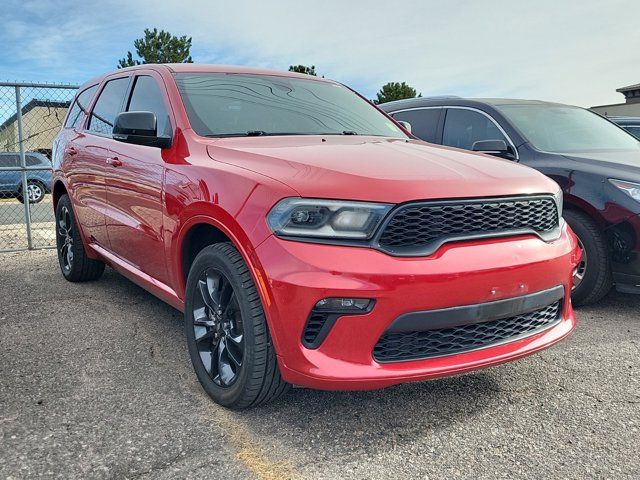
top-left (1, 250), bottom-right (638, 479)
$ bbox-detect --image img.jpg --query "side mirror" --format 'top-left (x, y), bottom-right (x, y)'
top-left (113, 111), bottom-right (172, 149)
top-left (471, 139), bottom-right (514, 159)
top-left (396, 120), bottom-right (412, 134)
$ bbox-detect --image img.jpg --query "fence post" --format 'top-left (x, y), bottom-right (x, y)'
top-left (15, 85), bottom-right (34, 249)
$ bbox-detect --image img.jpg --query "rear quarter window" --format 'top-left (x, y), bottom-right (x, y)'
top-left (26, 155), bottom-right (49, 167)
top-left (65, 85), bottom-right (98, 129)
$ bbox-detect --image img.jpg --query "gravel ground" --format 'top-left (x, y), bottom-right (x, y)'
top-left (1, 250), bottom-right (638, 479)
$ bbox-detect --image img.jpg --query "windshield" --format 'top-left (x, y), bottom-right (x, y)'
top-left (496, 104), bottom-right (640, 153)
top-left (174, 73), bottom-right (406, 138)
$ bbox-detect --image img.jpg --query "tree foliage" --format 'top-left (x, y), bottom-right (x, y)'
top-left (288, 65), bottom-right (317, 76)
top-left (374, 82), bottom-right (421, 104)
top-left (118, 28), bottom-right (193, 68)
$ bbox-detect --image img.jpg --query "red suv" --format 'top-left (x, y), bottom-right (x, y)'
top-left (53, 65), bottom-right (580, 409)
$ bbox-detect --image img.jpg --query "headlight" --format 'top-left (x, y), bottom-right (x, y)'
top-left (609, 179), bottom-right (640, 202)
top-left (267, 198), bottom-right (393, 240)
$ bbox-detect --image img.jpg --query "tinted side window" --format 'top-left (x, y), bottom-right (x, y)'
top-left (624, 126), bottom-right (640, 140)
top-left (0, 155), bottom-right (19, 167)
top-left (26, 155), bottom-right (43, 167)
top-left (64, 85), bottom-right (98, 129)
top-left (127, 76), bottom-right (171, 137)
top-left (88, 78), bottom-right (130, 135)
top-left (391, 109), bottom-right (441, 143)
top-left (442, 109), bottom-right (507, 150)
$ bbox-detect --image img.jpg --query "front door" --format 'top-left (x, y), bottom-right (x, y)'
top-left (104, 71), bottom-right (173, 284)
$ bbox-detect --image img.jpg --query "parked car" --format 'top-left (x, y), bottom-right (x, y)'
top-left (0, 152), bottom-right (52, 203)
top-left (609, 116), bottom-right (640, 139)
top-left (53, 65), bottom-right (579, 409)
top-left (381, 97), bottom-right (640, 305)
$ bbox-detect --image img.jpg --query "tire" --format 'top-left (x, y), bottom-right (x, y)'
top-left (18, 180), bottom-right (46, 204)
top-left (564, 209), bottom-right (612, 306)
top-left (55, 194), bottom-right (105, 282)
top-left (185, 243), bottom-right (289, 409)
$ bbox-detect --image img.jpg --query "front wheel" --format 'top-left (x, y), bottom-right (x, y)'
top-left (185, 243), bottom-right (289, 409)
top-left (564, 210), bottom-right (612, 305)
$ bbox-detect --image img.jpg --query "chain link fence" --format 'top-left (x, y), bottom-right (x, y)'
top-left (0, 82), bottom-right (78, 251)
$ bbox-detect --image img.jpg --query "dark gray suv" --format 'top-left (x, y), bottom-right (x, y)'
top-left (380, 97), bottom-right (640, 305)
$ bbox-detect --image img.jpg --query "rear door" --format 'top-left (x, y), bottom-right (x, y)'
top-left (68, 77), bottom-right (130, 247)
top-left (103, 71), bottom-right (172, 284)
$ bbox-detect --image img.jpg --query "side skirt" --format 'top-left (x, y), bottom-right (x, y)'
top-left (90, 243), bottom-right (184, 312)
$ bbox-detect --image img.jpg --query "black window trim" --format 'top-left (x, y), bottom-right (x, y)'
top-left (84, 74), bottom-right (133, 139)
top-left (125, 73), bottom-right (174, 139)
top-left (64, 83), bottom-right (99, 130)
top-left (441, 106), bottom-right (519, 160)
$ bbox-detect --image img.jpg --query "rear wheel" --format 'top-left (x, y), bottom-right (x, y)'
top-left (55, 195), bottom-right (105, 282)
top-left (185, 243), bottom-right (289, 409)
top-left (564, 209), bottom-right (612, 305)
top-left (18, 180), bottom-right (46, 203)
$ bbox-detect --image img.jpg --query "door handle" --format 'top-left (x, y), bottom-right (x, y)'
top-left (106, 156), bottom-right (123, 167)
top-left (64, 146), bottom-right (78, 156)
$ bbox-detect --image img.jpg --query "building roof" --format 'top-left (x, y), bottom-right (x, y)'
top-left (617, 83), bottom-right (640, 93)
top-left (0, 99), bottom-right (70, 131)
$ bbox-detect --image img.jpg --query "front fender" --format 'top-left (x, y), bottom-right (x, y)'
top-left (171, 208), bottom-right (282, 353)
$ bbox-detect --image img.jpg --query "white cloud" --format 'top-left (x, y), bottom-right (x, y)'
top-left (2, 0), bottom-right (638, 106)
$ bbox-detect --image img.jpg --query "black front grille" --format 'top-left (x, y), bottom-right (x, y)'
top-left (377, 196), bottom-right (559, 255)
top-left (373, 301), bottom-right (561, 363)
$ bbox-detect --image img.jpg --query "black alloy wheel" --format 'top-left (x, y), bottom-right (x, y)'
top-left (185, 243), bottom-right (289, 409)
top-left (58, 204), bottom-right (74, 274)
top-left (192, 268), bottom-right (245, 387)
top-left (55, 194), bottom-right (105, 282)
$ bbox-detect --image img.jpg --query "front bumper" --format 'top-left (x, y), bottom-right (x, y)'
top-left (255, 222), bottom-right (580, 390)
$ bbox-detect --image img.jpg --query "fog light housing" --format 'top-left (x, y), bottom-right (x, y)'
top-left (314, 297), bottom-right (373, 311)
top-left (302, 298), bottom-right (375, 349)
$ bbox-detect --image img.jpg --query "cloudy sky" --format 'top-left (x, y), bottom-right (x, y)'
top-left (1, 0), bottom-right (638, 107)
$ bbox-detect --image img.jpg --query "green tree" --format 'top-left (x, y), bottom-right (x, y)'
top-left (118, 28), bottom-right (193, 68)
top-left (288, 65), bottom-right (317, 76)
top-left (374, 82), bottom-right (421, 104)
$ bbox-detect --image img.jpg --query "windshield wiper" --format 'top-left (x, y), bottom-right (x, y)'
top-left (204, 131), bottom-right (365, 138)
top-left (205, 131), bottom-right (311, 138)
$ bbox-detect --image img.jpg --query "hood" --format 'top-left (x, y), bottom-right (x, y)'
top-left (561, 149), bottom-right (640, 183)
top-left (206, 136), bottom-right (558, 203)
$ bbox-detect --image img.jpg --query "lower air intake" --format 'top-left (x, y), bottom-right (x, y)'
top-left (373, 301), bottom-right (562, 363)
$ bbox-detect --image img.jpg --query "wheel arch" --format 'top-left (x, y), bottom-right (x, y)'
top-left (52, 180), bottom-right (68, 210)
top-left (175, 213), bottom-right (282, 353)
top-left (563, 195), bottom-right (608, 230)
